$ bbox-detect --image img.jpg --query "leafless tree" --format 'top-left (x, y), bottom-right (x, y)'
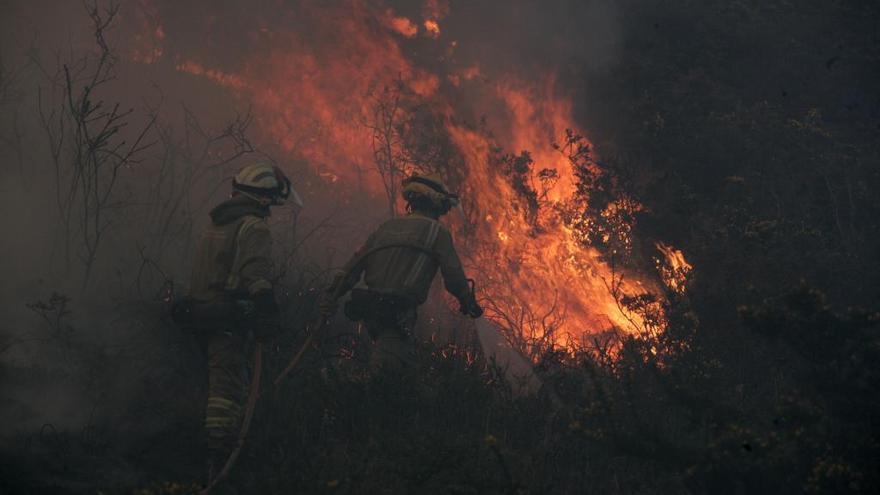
top-left (0, 56), bottom-right (28, 179)
top-left (0, 56), bottom-right (21, 106)
top-left (142, 103), bottom-right (256, 263)
top-left (363, 76), bottom-right (462, 217)
top-left (468, 259), bottom-right (568, 361)
top-left (38, 1), bottom-right (155, 287)
top-left (364, 79), bottom-right (411, 217)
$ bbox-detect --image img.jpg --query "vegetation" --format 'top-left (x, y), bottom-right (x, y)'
top-left (1, 0), bottom-right (878, 494)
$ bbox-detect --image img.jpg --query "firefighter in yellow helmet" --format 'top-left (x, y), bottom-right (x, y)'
top-left (320, 172), bottom-right (482, 371)
top-left (186, 162), bottom-right (301, 473)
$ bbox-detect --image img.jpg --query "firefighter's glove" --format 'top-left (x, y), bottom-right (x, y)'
top-left (459, 296), bottom-right (484, 319)
top-left (251, 290), bottom-right (279, 316)
top-left (317, 291), bottom-right (339, 318)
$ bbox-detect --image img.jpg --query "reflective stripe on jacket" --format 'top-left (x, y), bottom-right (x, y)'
top-left (189, 196), bottom-right (273, 302)
top-left (340, 212), bottom-right (470, 304)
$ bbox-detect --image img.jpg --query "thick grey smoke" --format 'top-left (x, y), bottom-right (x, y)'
top-left (0, 0), bottom-right (625, 447)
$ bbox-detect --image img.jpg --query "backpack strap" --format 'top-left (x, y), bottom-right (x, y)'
top-left (403, 219), bottom-right (441, 288)
top-left (224, 216), bottom-right (264, 292)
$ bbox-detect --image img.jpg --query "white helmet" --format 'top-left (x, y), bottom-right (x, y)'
top-left (401, 172), bottom-right (459, 214)
top-left (233, 162), bottom-right (303, 207)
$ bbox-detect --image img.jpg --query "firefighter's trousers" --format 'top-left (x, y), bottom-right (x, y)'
top-left (205, 332), bottom-right (247, 451)
top-left (365, 308), bottom-right (418, 372)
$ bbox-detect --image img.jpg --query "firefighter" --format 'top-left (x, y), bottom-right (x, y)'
top-left (320, 172), bottom-right (483, 371)
top-left (186, 162), bottom-right (302, 473)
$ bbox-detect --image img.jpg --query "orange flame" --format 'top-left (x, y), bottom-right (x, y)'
top-left (156, 0), bottom-right (689, 350)
top-left (382, 11), bottom-right (418, 38)
top-left (423, 20), bottom-right (441, 37)
top-left (131, 0), bottom-right (165, 64)
top-left (176, 60), bottom-right (248, 91)
top-left (655, 242), bottom-right (693, 294)
top-left (446, 116), bottom-right (653, 347)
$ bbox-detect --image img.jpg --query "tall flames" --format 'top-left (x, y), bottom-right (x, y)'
top-left (154, 1), bottom-right (690, 350)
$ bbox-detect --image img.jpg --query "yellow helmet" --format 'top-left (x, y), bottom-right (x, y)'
top-left (401, 173), bottom-right (459, 214)
top-left (233, 162), bottom-right (303, 207)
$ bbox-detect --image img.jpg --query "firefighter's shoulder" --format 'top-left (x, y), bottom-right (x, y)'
top-left (239, 215), bottom-right (271, 238)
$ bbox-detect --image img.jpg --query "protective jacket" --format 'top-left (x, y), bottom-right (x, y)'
top-left (335, 212), bottom-right (471, 305)
top-left (189, 195), bottom-right (275, 452)
top-left (189, 195), bottom-right (274, 303)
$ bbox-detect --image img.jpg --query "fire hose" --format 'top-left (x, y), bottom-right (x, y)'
top-left (200, 239), bottom-right (544, 491)
top-left (271, 242), bottom-right (446, 387)
top-left (201, 242), bottom-right (443, 492)
top-left (200, 342), bottom-right (262, 495)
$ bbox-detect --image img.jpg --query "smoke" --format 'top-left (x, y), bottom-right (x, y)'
top-left (436, 1), bottom-right (622, 74)
top-left (0, 0), bottom-right (630, 453)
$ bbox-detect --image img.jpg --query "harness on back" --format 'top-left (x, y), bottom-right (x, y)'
top-left (338, 242), bottom-right (441, 324)
top-left (171, 216), bottom-right (264, 333)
